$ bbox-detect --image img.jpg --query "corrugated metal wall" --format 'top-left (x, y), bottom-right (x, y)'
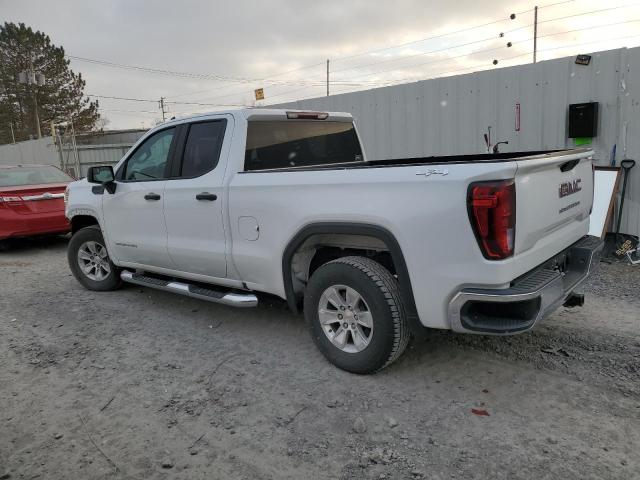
top-left (276, 47), bottom-right (640, 236)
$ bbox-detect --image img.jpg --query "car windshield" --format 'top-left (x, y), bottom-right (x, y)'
top-left (0, 166), bottom-right (73, 187)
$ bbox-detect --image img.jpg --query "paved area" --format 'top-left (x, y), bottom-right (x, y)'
top-left (1, 237), bottom-right (639, 479)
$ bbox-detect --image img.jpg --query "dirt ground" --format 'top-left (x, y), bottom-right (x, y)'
top-left (1, 237), bottom-right (639, 480)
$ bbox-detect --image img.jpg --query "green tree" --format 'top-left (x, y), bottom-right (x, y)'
top-left (0, 22), bottom-right (100, 145)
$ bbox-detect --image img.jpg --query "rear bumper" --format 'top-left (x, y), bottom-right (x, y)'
top-left (447, 235), bottom-right (604, 334)
top-left (0, 211), bottom-right (70, 240)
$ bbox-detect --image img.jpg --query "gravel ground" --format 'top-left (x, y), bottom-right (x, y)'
top-left (1, 237), bottom-right (639, 480)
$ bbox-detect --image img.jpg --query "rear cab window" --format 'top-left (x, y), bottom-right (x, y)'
top-left (244, 120), bottom-right (363, 171)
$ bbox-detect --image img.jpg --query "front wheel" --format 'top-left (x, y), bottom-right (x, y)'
top-left (68, 226), bottom-right (121, 291)
top-left (304, 256), bottom-right (410, 374)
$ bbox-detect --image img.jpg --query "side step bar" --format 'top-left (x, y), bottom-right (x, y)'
top-left (120, 271), bottom-right (258, 308)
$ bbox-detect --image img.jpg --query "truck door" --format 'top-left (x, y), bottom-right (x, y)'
top-left (162, 116), bottom-right (230, 278)
top-left (102, 126), bottom-right (176, 269)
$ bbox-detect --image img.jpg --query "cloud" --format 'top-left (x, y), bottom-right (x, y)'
top-left (2, 0), bottom-right (639, 128)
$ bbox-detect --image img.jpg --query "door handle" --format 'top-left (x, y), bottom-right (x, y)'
top-left (196, 192), bottom-right (217, 201)
top-left (144, 193), bottom-right (161, 201)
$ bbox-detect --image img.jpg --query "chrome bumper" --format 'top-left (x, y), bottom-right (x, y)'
top-left (448, 235), bottom-right (604, 335)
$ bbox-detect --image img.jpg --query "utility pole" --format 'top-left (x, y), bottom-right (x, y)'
top-left (18, 54), bottom-right (44, 138)
top-left (159, 97), bottom-right (166, 121)
top-left (533, 5), bottom-right (538, 64)
top-left (51, 121), bottom-right (65, 171)
top-left (70, 120), bottom-right (80, 177)
top-left (326, 59), bottom-right (330, 97)
top-left (29, 55), bottom-right (42, 138)
top-left (9, 123), bottom-right (16, 143)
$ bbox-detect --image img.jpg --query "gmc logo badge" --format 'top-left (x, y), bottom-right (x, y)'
top-left (559, 179), bottom-right (582, 198)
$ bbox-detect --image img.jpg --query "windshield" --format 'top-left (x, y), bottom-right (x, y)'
top-left (0, 166), bottom-right (73, 187)
top-left (244, 120), bottom-right (363, 171)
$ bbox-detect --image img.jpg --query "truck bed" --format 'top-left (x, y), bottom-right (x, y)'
top-left (240, 149), bottom-right (587, 173)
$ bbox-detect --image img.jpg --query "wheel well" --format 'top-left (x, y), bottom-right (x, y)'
top-left (71, 215), bottom-right (99, 234)
top-left (282, 224), bottom-right (419, 332)
top-left (293, 235), bottom-right (396, 293)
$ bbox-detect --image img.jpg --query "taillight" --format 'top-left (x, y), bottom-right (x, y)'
top-left (468, 180), bottom-right (516, 260)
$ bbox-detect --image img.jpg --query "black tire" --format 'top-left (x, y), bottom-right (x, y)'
top-left (304, 256), bottom-right (410, 374)
top-left (68, 226), bottom-right (122, 291)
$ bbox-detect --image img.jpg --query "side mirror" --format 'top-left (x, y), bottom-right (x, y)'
top-left (87, 166), bottom-right (116, 193)
top-left (87, 165), bottom-right (114, 183)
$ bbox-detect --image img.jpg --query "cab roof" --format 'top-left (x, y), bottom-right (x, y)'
top-left (159, 108), bottom-right (354, 128)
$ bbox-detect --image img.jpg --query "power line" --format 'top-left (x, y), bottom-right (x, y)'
top-left (536, 2), bottom-right (640, 27)
top-left (90, 94), bottom-right (157, 103)
top-left (270, 31), bottom-right (640, 105)
top-left (69, 55), bottom-right (386, 89)
top-left (164, 100), bottom-right (248, 107)
top-left (98, 109), bottom-right (159, 116)
top-left (164, 9), bottom-right (539, 102)
top-left (168, 1), bottom-right (576, 102)
top-left (504, 31), bottom-right (640, 62)
top-left (100, 30), bottom-right (640, 119)
top-left (71, 1), bottom-right (634, 99)
top-left (336, 17), bottom-right (640, 83)
top-left (88, 93), bottom-right (250, 108)
top-left (165, 10), bottom-right (531, 102)
top-left (169, 0), bottom-right (576, 101)
top-left (328, 11), bottom-right (530, 66)
top-left (283, 17), bottom-right (638, 105)
top-left (394, 23), bottom-right (640, 84)
top-left (330, 3), bottom-right (640, 80)
top-left (185, 2), bottom-right (633, 105)
top-left (86, 0), bottom-right (639, 113)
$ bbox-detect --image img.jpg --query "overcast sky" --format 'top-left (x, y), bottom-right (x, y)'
top-left (2, 0), bottom-right (640, 129)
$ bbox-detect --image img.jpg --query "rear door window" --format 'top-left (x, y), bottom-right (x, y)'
top-left (244, 121), bottom-right (363, 171)
top-left (180, 120), bottom-right (227, 178)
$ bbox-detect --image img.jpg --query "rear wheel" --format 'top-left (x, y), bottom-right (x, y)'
top-left (68, 226), bottom-right (121, 291)
top-left (304, 256), bottom-right (410, 374)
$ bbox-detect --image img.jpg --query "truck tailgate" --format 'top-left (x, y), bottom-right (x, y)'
top-left (514, 150), bottom-right (594, 255)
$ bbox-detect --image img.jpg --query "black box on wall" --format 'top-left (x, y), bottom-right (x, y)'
top-left (568, 102), bottom-right (598, 138)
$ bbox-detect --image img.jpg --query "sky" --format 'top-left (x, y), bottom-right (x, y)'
top-left (2, 0), bottom-right (640, 130)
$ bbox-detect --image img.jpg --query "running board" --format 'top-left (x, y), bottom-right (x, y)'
top-left (120, 271), bottom-right (258, 308)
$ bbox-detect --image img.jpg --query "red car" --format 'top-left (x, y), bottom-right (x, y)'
top-left (0, 164), bottom-right (74, 242)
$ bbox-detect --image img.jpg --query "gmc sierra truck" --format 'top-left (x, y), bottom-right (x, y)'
top-left (65, 108), bottom-right (603, 373)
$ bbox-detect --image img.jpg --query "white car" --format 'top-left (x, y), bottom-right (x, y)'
top-left (65, 109), bottom-right (603, 373)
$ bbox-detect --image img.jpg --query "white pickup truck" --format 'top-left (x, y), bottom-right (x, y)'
top-left (65, 108), bottom-right (603, 373)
